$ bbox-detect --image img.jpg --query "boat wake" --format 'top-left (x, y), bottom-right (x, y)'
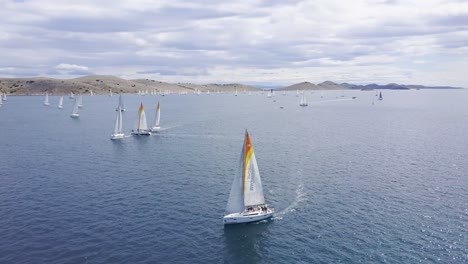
top-left (273, 183), bottom-right (307, 221)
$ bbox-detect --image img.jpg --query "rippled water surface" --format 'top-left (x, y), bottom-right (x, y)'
top-left (0, 90), bottom-right (467, 263)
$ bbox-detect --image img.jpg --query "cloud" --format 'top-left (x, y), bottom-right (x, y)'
top-left (54, 63), bottom-right (92, 75)
top-left (0, 0), bottom-right (467, 87)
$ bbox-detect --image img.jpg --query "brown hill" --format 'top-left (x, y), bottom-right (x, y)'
top-left (280, 81), bottom-right (347, 91)
top-left (0, 75), bottom-right (258, 95)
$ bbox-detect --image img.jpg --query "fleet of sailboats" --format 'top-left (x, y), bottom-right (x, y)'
top-left (131, 103), bottom-right (151, 136)
top-left (150, 102), bottom-right (161, 133)
top-left (224, 131), bottom-right (274, 224)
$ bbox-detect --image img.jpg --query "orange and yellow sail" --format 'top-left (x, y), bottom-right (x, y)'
top-left (243, 131), bottom-right (254, 193)
top-left (138, 103), bottom-right (144, 129)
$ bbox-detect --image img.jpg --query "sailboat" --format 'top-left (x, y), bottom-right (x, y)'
top-left (111, 106), bottom-right (125, 140)
top-left (116, 94), bottom-right (126, 112)
top-left (131, 103), bottom-right (151, 136)
top-left (2, 92), bottom-right (7, 101)
top-left (150, 102), bottom-right (161, 132)
top-left (267, 89), bottom-right (272, 98)
top-left (378, 91), bottom-right (383, 100)
top-left (70, 98), bottom-right (79, 118)
top-left (299, 92), bottom-right (308, 106)
top-left (58, 96), bottom-right (64, 109)
top-left (90, 90), bottom-right (94, 96)
top-left (224, 131), bottom-right (274, 224)
top-left (77, 95), bottom-right (83, 108)
top-left (43, 93), bottom-right (50, 106)
top-left (109, 88), bottom-right (113, 97)
top-left (69, 92), bottom-right (74, 99)
top-left (235, 90), bottom-right (238, 96)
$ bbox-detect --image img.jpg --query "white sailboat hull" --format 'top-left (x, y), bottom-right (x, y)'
top-left (44, 103), bottom-right (50, 106)
top-left (111, 133), bottom-right (125, 140)
top-left (150, 126), bottom-right (161, 132)
top-left (131, 130), bottom-right (151, 136)
top-left (58, 106), bottom-right (63, 109)
top-left (70, 113), bottom-right (79, 118)
top-left (223, 209), bottom-right (274, 224)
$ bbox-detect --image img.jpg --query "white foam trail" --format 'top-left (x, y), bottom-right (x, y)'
top-left (273, 183), bottom-right (306, 220)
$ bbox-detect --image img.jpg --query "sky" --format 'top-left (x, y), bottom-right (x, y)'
top-left (1, 0), bottom-right (467, 87)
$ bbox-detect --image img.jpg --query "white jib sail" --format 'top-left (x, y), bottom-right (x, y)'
top-left (243, 151), bottom-right (265, 207)
top-left (58, 96), bottom-right (63, 108)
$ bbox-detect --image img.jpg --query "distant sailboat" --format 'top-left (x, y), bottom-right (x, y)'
top-left (111, 106), bottom-right (125, 140)
top-left (150, 102), bottom-right (161, 133)
top-left (90, 90), bottom-right (94, 96)
top-left (109, 88), bottom-right (113, 97)
top-left (224, 131), bottom-right (274, 224)
top-left (116, 94), bottom-right (126, 112)
top-left (58, 96), bottom-right (64, 109)
top-left (70, 98), bottom-right (79, 118)
top-left (131, 103), bottom-right (151, 136)
top-left (296, 90), bottom-right (299, 97)
top-left (2, 92), bottom-right (7, 101)
top-left (267, 89), bottom-right (272, 98)
top-left (299, 92), bottom-right (308, 106)
top-left (43, 93), bottom-right (50, 106)
top-left (235, 90), bottom-right (238, 96)
top-left (69, 92), bottom-right (75, 99)
top-left (77, 95), bottom-right (83, 108)
top-left (378, 91), bottom-right (383, 100)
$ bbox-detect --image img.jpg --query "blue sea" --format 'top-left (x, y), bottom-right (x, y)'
top-left (0, 90), bottom-right (466, 263)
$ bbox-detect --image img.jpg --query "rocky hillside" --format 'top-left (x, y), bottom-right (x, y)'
top-left (0, 75), bottom-right (258, 95)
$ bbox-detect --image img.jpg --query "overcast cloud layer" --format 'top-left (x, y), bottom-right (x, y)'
top-left (1, 0), bottom-right (467, 86)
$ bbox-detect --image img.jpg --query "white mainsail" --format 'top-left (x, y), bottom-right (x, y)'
top-left (69, 92), bottom-right (74, 99)
top-left (2, 93), bottom-right (6, 101)
top-left (116, 94), bottom-right (125, 111)
top-left (109, 88), bottom-right (113, 97)
top-left (78, 95), bottom-right (83, 108)
top-left (71, 97), bottom-right (79, 117)
top-left (114, 107), bottom-right (123, 135)
top-left (225, 131), bottom-right (265, 214)
top-left (58, 96), bottom-right (64, 109)
top-left (300, 92), bottom-right (308, 106)
top-left (44, 93), bottom-right (50, 105)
